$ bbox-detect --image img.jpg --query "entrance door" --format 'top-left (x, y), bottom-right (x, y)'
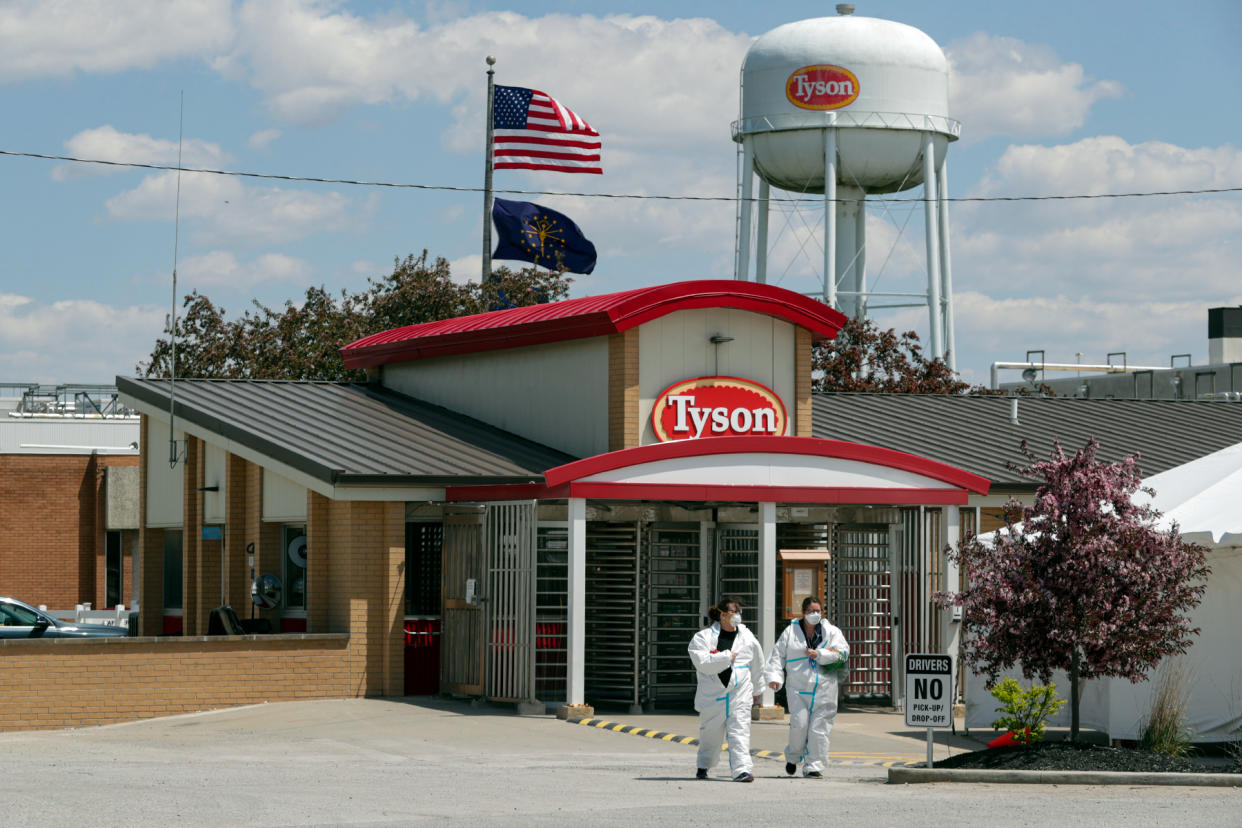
top-left (830, 524), bottom-right (893, 700)
top-left (483, 501), bottom-right (537, 703)
top-left (441, 508), bottom-right (485, 695)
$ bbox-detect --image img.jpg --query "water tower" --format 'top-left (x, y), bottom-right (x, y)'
top-left (732, 5), bottom-right (961, 366)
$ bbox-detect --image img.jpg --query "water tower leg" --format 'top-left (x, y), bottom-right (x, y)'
top-left (921, 132), bottom-right (943, 360)
top-left (736, 139), bottom-right (755, 281)
top-left (854, 193), bottom-right (867, 318)
top-left (937, 159), bottom-right (956, 371)
top-left (756, 179), bottom-right (770, 284)
top-left (824, 129), bottom-right (838, 309)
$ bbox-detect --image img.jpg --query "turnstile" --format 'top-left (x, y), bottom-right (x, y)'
top-left (583, 521), bottom-right (641, 708)
top-left (831, 524), bottom-right (893, 699)
top-left (642, 524), bottom-right (702, 709)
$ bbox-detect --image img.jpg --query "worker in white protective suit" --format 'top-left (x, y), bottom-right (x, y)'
top-left (687, 597), bottom-right (764, 782)
top-left (764, 596), bottom-right (849, 778)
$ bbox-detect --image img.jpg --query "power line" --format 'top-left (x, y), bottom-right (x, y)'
top-left (3, 147), bottom-right (1241, 204)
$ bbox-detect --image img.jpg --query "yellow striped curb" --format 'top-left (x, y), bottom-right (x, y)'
top-left (566, 717), bottom-right (924, 767)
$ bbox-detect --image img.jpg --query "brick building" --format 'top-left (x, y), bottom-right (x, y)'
top-left (0, 385), bottom-right (140, 611)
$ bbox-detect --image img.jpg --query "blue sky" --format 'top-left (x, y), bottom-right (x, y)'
top-left (1, 0), bottom-right (1239, 387)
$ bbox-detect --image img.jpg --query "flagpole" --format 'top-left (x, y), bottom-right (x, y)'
top-left (482, 55), bottom-right (496, 284)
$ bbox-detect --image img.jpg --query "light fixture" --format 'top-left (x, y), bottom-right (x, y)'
top-left (1021, 367), bottom-right (1038, 384)
top-left (709, 335), bottom-right (734, 344)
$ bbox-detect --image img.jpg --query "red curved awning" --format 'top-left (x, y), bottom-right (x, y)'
top-left (340, 280), bottom-right (847, 369)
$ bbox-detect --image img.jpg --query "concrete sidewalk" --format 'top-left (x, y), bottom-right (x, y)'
top-left (565, 703), bottom-right (984, 767)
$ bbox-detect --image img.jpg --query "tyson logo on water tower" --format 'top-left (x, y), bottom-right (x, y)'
top-left (785, 64), bottom-right (860, 110)
top-left (651, 377), bottom-right (788, 442)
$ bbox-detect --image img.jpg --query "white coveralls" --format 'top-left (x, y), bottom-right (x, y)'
top-left (764, 618), bottom-right (850, 774)
top-left (687, 622), bottom-right (764, 777)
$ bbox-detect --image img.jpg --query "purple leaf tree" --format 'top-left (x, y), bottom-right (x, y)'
top-left (936, 439), bottom-right (1211, 741)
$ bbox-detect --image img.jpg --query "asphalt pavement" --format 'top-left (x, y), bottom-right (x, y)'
top-left (2, 697), bottom-right (1238, 827)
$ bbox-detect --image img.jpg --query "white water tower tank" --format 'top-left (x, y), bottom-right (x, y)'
top-left (738, 13), bottom-right (957, 193)
top-left (732, 5), bottom-right (962, 367)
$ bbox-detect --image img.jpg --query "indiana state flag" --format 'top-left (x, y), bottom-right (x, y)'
top-left (491, 198), bottom-right (597, 275)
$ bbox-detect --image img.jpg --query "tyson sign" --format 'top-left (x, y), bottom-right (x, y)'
top-left (651, 377), bottom-right (788, 442)
top-left (785, 64), bottom-right (860, 111)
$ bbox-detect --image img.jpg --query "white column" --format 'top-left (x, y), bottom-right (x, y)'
top-left (758, 501), bottom-right (777, 707)
top-left (943, 506), bottom-right (962, 696)
top-left (937, 158), bottom-right (956, 371)
top-left (736, 138), bottom-right (755, 281)
top-left (567, 497), bottom-right (587, 705)
top-left (921, 133), bottom-right (943, 359)
top-left (755, 178), bottom-right (770, 284)
top-left (824, 129), bottom-right (838, 308)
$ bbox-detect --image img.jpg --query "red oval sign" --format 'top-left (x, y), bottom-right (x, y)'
top-left (651, 377), bottom-right (787, 442)
top-left (785, 64), bottom-right (860, 110)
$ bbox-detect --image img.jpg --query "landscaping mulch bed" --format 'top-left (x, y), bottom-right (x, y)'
top-left (934, 741), bottom-right (1240, 774)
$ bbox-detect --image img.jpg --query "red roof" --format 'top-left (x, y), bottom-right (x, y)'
top-left (340, 280), bottom-right (847, 368)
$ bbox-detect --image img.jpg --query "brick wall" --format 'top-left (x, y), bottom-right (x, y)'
top-left (608, 329), bottom-right (639, 450)
top-left (0, 634), bottom-right (350, 732)
top-left (795, 327), bottom-right (813, 437)
top-left (0, 451), bottom-right (138, 609)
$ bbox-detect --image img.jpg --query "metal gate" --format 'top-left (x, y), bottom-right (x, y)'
top-left (643, 523), bottom-right (703, 709)
top-left (535, 523), bottom-right (568, 703)
top-left (830, 524), bottom-right (893, 699)
top-left (483, 501), bottom-right (537, 703)
top-left (715, 525), bottom-right (760, 645)
top-left (441, 507), bottom-right (485, 695)
top-left (584, 521), bottom-right (641, 708)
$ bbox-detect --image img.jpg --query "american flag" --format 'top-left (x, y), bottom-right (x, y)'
top-left (492, 85), bottom-right (602, 175)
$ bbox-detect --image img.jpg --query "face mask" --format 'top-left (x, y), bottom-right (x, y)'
top-left (804, 612), bottom-right (822, 626)
top-left (728, 611), bottom-right (742, 625)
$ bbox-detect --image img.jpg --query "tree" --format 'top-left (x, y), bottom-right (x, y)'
top-left (139, 253), bottom-right (573, 381)
top-left (811, 317), bottom-right (977, 394)
top-left (936, 439), bottom-right (1211, 741)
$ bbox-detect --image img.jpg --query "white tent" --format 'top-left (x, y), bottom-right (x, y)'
top-left (965, 444), bottom-right (1242, 742)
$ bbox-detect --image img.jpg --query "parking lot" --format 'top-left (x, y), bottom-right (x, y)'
top-left (2, 698), bottom-right (1238, 826)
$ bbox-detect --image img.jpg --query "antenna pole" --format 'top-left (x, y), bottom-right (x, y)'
top-left (168, 91), bottom-right (184, 468)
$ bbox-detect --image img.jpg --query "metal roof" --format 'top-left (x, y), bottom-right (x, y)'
top-left (116, 377), bottom-right (574, 487)
top-left (813, 394), bottom-right (1242, 489)
top-left (339, 279), bottom-right (847, 369)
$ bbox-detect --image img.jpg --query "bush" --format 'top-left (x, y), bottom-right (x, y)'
top-left (1138, 661), bottom-right (1193, 758)
top-left (990, 679), bottom-right (1066, 745)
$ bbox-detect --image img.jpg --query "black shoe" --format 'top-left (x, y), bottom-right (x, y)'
top-left (805, 771), bottom-right (823, 778)
top-left (785, 762), bottom-right (796, 776)
top-left (734, 772), bottom-right (754, 783)
top-left (696, 768), bottom-right (708, 780)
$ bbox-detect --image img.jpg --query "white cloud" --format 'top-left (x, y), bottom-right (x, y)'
top-left (53, 126), bottom-right (231, 180)
top-left (946, 33), bottom-right (1123, 142)
top-left (953, 291), bottom-right (1237, 372)
top-left (104, 170), bottom-right (354, 246)
top-left (448, 254), bottom-right (482, 285)
top-left (0, 0), bottom-right (234, 82)
top-left (247, 128), bottom-right (282, 151)
top-left (178, 250), bottom-right (311, 289)
top-left (0, 292), bottom-right (165, 383)
top-left (955, 137), bottom-right (1242, 301)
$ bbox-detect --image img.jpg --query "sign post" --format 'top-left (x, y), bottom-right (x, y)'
top-left (904, 653), bottom-right (952, 767)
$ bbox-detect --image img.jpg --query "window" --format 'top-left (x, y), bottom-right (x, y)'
top-left (106, 531), bottom-right (122, 608)
top-left (282, 524), bottom-right (307, 612)
top-left (405, 522), bottom-right (442, 615)
top-left (163, 530), bottom-right (183, 610)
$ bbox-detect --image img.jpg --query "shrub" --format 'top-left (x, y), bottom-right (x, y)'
top-left (989, 679), bottom-right (1066, 745)
top-left (1138, 661), bottom-right (1193, 758)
